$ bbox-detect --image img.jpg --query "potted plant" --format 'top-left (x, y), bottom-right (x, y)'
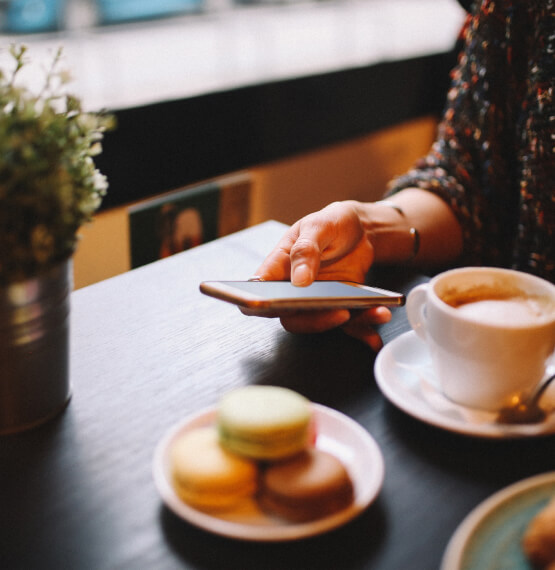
top-left (0, 44), bottom-right (114, 434)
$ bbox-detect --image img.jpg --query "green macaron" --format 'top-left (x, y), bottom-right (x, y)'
top-left (217, 386), bottom-right (312, 460)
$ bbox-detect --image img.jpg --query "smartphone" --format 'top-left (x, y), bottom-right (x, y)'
top-left (199, 280), bottom-right (405, 311)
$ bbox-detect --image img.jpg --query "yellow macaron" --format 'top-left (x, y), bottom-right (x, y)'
top-left (171, 426), bottom-right (258, 510)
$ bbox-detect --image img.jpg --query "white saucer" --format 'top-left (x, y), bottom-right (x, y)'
top-left (153, 404), bottom-right (384, 541)
top-left (374, 331), bottom-right (555, 438)
top-left (441, 471), bottom-right (555, 570)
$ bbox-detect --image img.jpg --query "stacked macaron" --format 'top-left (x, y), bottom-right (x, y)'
top-left (171, 385), bottom-right (354, 522)
top-left (171, 426), bottom-right (258, 510)
top-left (218, 385), bottom-right (313, 460)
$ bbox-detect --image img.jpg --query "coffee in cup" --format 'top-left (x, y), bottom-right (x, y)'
top-left (406, 267), bottom-right (555, 412)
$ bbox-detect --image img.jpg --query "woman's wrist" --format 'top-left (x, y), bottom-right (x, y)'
top-left (376, 201), bottom-right (420, 261)
top-left (349, 199), bottom-right (419, 264)
top-left (353, 187), bottom-right (464, 266)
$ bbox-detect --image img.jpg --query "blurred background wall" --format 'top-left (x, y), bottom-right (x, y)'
top-left (0, 0), bottom-right (465, 288)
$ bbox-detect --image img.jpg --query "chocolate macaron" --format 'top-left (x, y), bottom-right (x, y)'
top-left (259, 448), bottom-right (354, 522)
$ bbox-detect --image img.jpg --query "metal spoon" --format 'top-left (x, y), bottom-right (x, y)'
top-left (496, 372), bottom-right (555, 424)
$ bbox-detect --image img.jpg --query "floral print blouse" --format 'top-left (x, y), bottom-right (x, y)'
top-left (388, 0), bottom-right (554, 282)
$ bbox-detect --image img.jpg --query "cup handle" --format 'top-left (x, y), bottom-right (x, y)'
top-left (406, 284), bottom-right (429, 341)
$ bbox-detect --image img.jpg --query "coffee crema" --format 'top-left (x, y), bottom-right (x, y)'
top-left (439, 283), bottom-right (554, 324)
top-left (437, 283), bottom-right (555, 326)
top-left (439, 283), bottom-right (525, 309)
top-left (453, 297), bottom-right (550, 326)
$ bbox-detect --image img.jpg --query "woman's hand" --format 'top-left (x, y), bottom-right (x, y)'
top-left (249, 201), bottom-right (391, 350)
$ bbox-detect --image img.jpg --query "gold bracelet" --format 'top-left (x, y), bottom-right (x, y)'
top-left (376, 201), bottom-right (420, 261)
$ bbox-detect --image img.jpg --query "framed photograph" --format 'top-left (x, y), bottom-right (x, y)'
top-left (128, 174), bottom-right (250, 269)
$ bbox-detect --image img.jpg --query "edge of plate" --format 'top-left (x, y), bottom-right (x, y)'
top-left (440, 471), bottom-right (555, 570)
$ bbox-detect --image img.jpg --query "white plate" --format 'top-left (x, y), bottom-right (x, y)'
top-left (153, 403), bottom-right (384, 541)
top-left (374, 331), bottom-right (555, 438)
top-left (441, 471), bottom-right (555, 570)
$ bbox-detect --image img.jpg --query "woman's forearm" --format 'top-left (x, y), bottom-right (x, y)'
top-left (351, 188), bottom-right (464, 266)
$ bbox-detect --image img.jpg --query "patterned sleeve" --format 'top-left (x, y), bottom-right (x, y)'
top-left (386, 1), bottom-right (535, 269)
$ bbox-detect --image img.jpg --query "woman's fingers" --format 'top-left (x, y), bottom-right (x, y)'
top-left (340, 306), bottom-right (392, 350)
top-left (276, 305), bottom-right (392, 351)
top-left (254, 238), bottom-right (297, 282)
top-left (279, 309), bottom-right (351, 334)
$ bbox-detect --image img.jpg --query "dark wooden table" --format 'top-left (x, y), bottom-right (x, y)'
top-left (1, 220), bottom-right (553, 570)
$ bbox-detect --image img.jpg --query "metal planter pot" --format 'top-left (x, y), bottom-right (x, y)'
top-left (0, 260), bottom-right (72, 435)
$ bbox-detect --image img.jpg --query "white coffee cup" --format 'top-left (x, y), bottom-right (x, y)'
top-left (406, 267), bottom-right (555, 411)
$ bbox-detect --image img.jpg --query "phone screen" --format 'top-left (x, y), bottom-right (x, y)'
top-left (215, 281), bottom-right (395, 300)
